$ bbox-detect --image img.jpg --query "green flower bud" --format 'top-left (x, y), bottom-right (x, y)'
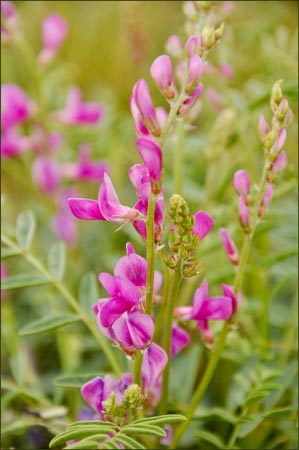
top-left (202, 25), bottom-right (215, 49)
top-left (215, 22), bottom-right (225, 40)
top-left (123, 384), bottom-right (143, 409)
top-left (271, 79), bottom-right (283, 107)
top-left (264, 130), bottom-right (277, 150)
top-left (276, 97), bottom-right (289, 122)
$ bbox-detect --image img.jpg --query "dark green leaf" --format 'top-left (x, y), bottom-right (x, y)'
top-left (1, 247), bottom-right (21, 260)
top-left (115, 434), bottom-right (145, 449)
top-left (68, 421), bottom-right (117, 430)
top-left (102, 441), bottom-right (119, 449)
top-left (2, 273), bottom-right (50, 290)
top-left (49, 428), bottom-right (113, 447)
top-left (54, 373), bottom-right (104, 389)
top-left (124, 424), bottom-right (166, 437)
top-left (264, 361), bottom-right (297, 410)
top-left (47, 241), bottom-right (66, 280)
top-left (238, 414), bottom-right (263, 438)
top-left (19, 314), bottom-right (80, 336)
top-left (196, 430), bottom-right (225, 448)
top-left (65, 442), bottom-right (99, 449)
top-left (132, 414), bottom-right (186, 426)
top-left (16, 210), bottom-right (35, 249)
top-left (193, 408), bottom-right (237, 424)
top-left (262, 407), bottom-right (292, 419)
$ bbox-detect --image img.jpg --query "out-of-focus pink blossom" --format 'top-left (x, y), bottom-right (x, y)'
top-left (192, 210), bottom-right (214, 241)
top-left (259, 114), bottom-right (270, 143)
top-left (1, 127), bottom-right (32, 158)
top-left (259, 183), bottom-right (273, 218)
top-left (185, 35), bottom-right (204, 57)
top-left (1, 1), bottom-right (18, 37)
top-left (186, 54), bottom-right (203, 94)
top-left (238, 195), bottom-right (250, 227)
top-left (220, 62), bottom-right (234, 81)
top-left (171, 323), bottom-right (191, 357)
top-left (165, 34), bottom-right (183, 59)
top-left (1, 84), bottom-right (31, 130)
top-left (233, 169), bottom-right (251, 199)
top-left (62, 144), bottom-right (109, 183)
top-left (205, 86), bottom-right (224, 112)
top-left (273, 150), bottom-right (288, 175)
top-left (51, 206), bottom-right (77, 246)
top-left (38, 13), bottom-right (68, 64)
top-left (220, 228), bottom-right (239, 265)
top-left (150, 55), bottom-right (175, 100)
top-left (31, 156), bottom-right (61, 194)
top-left (55, 86), bottom-right (103, 125)
top-left (222, 284), bottom-right (242, 315)
top-left (141, 343), bottom-right (167, 396)
top-left (273, 128), bottom-right (287, 153)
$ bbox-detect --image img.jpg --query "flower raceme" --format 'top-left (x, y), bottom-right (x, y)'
top-left (175, 279), bottom-right (233, 346)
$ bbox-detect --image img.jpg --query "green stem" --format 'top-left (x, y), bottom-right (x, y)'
top-left (133, 351), bottom-right (143, 385)
top-left (153, 260), bottom-right (172, 343)
top-left (174, 118), bottom-right (185, 195)
top-left (227, 406), bottom-right (249, 449)
top-left (145, 193), bottom-right (157, 315)
top-left (1, 233), bottom-right (122, 377)
top-left (159, 259), bottom-right (183, 416)
top-left (170, 161), bottom-right (270, 448)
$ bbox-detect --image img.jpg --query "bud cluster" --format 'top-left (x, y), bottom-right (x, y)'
top-left (165, 194), bottom-right (200, 277)
top-left (103, 384), bottom-right (143, 424)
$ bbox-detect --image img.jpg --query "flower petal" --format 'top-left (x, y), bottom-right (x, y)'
top-left (192, 211), bottom-right (214, 241)
top-left (142, 343), bottom-right (167, 392)
top-left (136, 138), bottom-right (162, 183)
top-left (198, 296), bottom-right (233, 320)
top-left (68, 198), bottom-right (105, 220)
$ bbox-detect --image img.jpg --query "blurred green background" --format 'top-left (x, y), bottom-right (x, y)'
top-left (1, 1), bottom-right (298, 449)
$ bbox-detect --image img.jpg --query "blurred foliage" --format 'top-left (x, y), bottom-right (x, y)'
top-left (1, 1), bottom-right (298, 449)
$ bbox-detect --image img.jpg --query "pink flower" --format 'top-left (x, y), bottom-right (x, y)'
top-left (62, 144), bottom-right (109, 183)
top-left (171, 324), bottom-right (191, 357)
top-left (220, 62), bottom-right (234, 81)
top-left (132, 79), bottom-right (161, 137)
top-left (238, 195), bottom-right (250, 227)
top-left (55, 86), bottom-right (103, 125)
top-left (273, 128), bottom-right (287, 153)
top-left (1, 127), bottom-right (31, 158)
top-left (233, 170), bottom-right (251, 199)
top-left (179, 84), bottom-right (203, 115)
top-left (192, 210), bottom-right (214, 241)
top-left (259, 114), bottom-right (269, 143)
top-left (165, 35), bottom-right (183, 59)
top-left (68, 173), bottom-right (140, 223)
top-left (185, 35), bottom-right (204, 57)
top-left (273, 151), bottom-right (287, 175)
top-left (1, 84), bottom-right (31, 130)
top-left (205, 86), bottom-right (224, 112)
top-left (141, 343), bottom-right (167, 396)
top-left (150, 55), bottom-right (175, 100)
top-left (259, 183), bottom-right (273, 218)
top-left (31, 156), bottom-right (61, 194)
top-left (222, 284), bottom-right (242, 315)
top-left (186, 54), bottom-right (204, 94)
top-left (136, 138), bottom-right (162, 192)
top-left (219, 228), bottom-right (239, 265)
top-left (38, 13), bottom-right (68, 64)
top-left (51, 189), bottom-right (78, 246)
top-left (1, 1), bottom-right (18, 38)
top-left (81, 373), bottom-right (132, 419)
top-left (175, 279), bottom-right (233, 346)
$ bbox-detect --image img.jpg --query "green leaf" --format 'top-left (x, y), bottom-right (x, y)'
top-left (238, 414), bottom-right (263, 438)
top-left (79, 272), bottom-right (99, 318)
top-left (115, 433), bottom-right (145, 449)
top-left (262, 407), bottom-right (292, 419)
top-left (102, 441), bottom-right (120, 450)
top-left (132, 414), bottom-right (186, 426)
top-left (49, 427), bottom-right (114, 447)
top-left (264, 361), bottom-right (297, 410)
top-left (16, 210), bottom-right (35, 250)
top-left (1, 247), bottom-right (21, 260)
top-left (124, 424), bottom-right (166, 437)
top-left (1, 417), bottom-right (41, 436)
top-left (19, 314), bottom-right (81, 336)
top-left (1, 273), bottom-right (50, 290)
top-left (54, 373), bottom-right (104, 389)
top-left (47, 241), bottom-right (66, 280)
top-left (66, 442), bottom-right (99, 449)
top-left (245, 390), bottom-right (269, 404)
top-left (68, 421), bottom-right (117, 430)
top-left (196, 430), bottom-right (225, 448)
top-left (193, 408), bottom-right (237, 424)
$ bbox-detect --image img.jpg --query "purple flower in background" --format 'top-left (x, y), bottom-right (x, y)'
top-left (175, 279), bottom-right (233, 346)
top-left (219, 62), bottom-right (234, 81)
top-left (141, 343), bottom-right (167, 397)
top-left (1, 1), bottom-right (18, 41)
top-left (233, 169), bottom-right (251, 200)
top-left (259, 114), bottom-right (270, 143)
top-left (222, 284), bottom-right (242, 315)
top-left (55, 86), bottom-right (103, 125)
top-left (38, 13), bottom-right (68, 64)
top-left (220, 228), bottom-right (239, 265)
top-left (192, 210), bottom-right (214, 241)
top-left (62, 144), bottom-right (109, 183)
top-left (81, 373), bottom-right (132, 419)
top-left (31, 156), bottom-right (61, 194)
top-left (1, 84), bottom-right (32, 130)
top-left (165, 34), bottom-right (183, 59)
top-left (171, 323), bottom-right (191, 357)
top-left (51, 189), bottom-right (78, 246)
top-left (1, 127), bottom-right (32, 158)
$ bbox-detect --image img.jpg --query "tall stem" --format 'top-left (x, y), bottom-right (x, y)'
top-left (170, 160), bottom-right (270, 448)
top-left (145, 192), bottom-right (157, 315)
top-left (1, 233), bottom-right (122, 377)
top-left (159, 259), bottom-right (183, 415)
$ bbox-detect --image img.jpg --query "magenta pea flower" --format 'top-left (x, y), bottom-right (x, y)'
top-left (238, 195), bottom-right (250, 228)
top-left (38, 13), bottom-right (68, 65)
top-left (150, 55), bottom-right (176, 100)
top-left (179, 83), bottom-right (204, 115)
top-left (55, 86), bottom-right (103, 125)
top-left (192, 210), bottom-right (214, 241)
top-left (259, 183), bottom-right (273, 218)
top-left (132, 79), bottom-right (161, 137)
top-left (233, 169), bottom-right (251, 200)
top-left (1, 1), bottom-right (18, 40)
top-left (62, 144), bottom-right (109, 183)
top-left (273, 150), bottom-right (287, 175)
top-left (186, 54), bottom-right (204, 94)
top-left (136, 138), bottom-right (162, 192)
top-left (259, 114), bottom-right (270, 143)
top-left (273, 128), bottom-right (287, 154)
top-left (171, 323), bottom-right (191, 357)
top-left (220, 228), bottom-right (239, 265)
top-left (185, 35), bottom-right (204, 57)
top-left (222, 284), bottom-right (242, 315)
top-left (51, 205), bottom-right (77, 247)
top-left (68, 173), bottom-right (140, 223)
top-left (141, 343), bottom-right (167, 397)
top-left (1, 84), bottom-right (32, 130)
top-left (81, 373), bottom-right (132, 419)
top-left (31, 156), bottom-right (61, 194)
top-left (175, 279), bottom-right (233, 346)
top-left (1, 127), bottom-right (32, 158)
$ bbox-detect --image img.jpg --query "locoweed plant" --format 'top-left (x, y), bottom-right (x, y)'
top-left (1, 1), bottom-right (298, 450)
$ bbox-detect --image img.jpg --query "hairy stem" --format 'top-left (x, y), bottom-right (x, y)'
top-left (159, 259), bottom-right (183, 416)
top-left (170, 160), bottom-right (270, 448)
top-left (1, 233), bottom-right (122, 376)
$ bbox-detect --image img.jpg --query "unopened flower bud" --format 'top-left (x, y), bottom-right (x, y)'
top-left (202, 25), bottom-right (215, 50)
top-left (276, 96), bottom-right (289, 122)
top-left (271, 79), bottom-right (283, 109)
top-left (238, 195), bottom-right (250, 229)
top-left (273, 150), bottom-right (287, 175)
top-left (185, 35), bottom-right (204, 57)
top-left (264, 130), bottom-right (277, 150)
top-left (215, 22), bottom-right (225, 41)
top-left (123, 384), bottom-right (143, 409)
top-left (182, 1), bottom-right (198, 20)
top-left (233, 170), bottom-right (251, 199)
top-left (259, 114), bottom-right (269, 142)
top-left (220, 228), bottom-right (239, 265)
top-left (165, 35), bottom-right (183, 59)
top-left (259, 183), bottom-right (273, 218)
top-left (273, 128), bottom-right (287, 154)
top-left (150, 55), bottom-right (175, 100)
